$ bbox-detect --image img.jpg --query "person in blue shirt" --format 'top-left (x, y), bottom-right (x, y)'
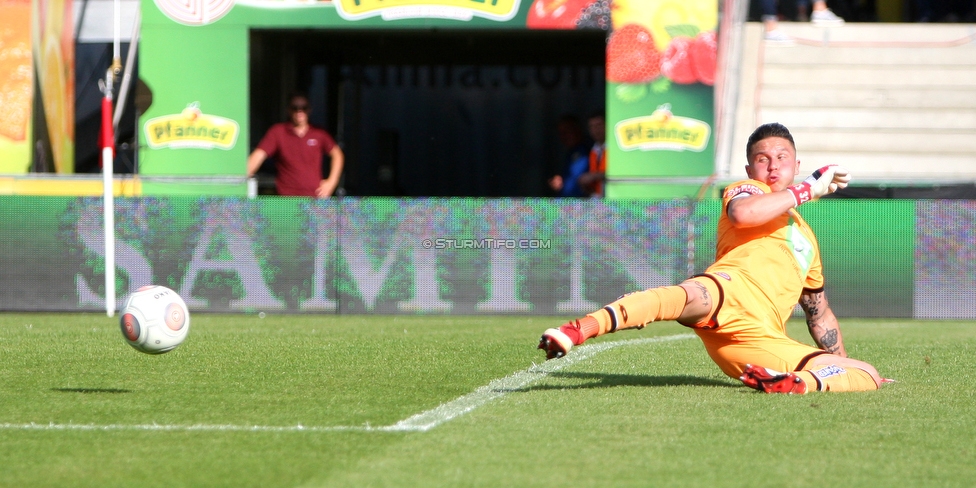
top-left (548, 114), bottom-right (591, 198)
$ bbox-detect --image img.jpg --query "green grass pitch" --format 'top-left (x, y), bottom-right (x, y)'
top-left (1, 313), bottom-right (974, 487)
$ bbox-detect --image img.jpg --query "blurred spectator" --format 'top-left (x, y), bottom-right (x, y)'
top-left (578, 112), bottom-right (606, 198)
top-left (548, 114), bottom-right (591, 198)
top-left (247, 93), bottom-right (344, 198)
top-left (761, 0), bottom-right (846, 43)
top-left (914, 0), bottom-right (975, 21)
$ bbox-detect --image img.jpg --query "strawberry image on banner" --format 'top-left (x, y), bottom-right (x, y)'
top-left (607, 24), bottom-right (661, 83)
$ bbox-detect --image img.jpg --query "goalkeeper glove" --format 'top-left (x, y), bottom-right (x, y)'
top-left (787, 165), bottom-right (851, 207)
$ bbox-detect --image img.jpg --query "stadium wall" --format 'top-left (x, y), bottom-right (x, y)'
top-left (1, 196), bottom-right (969, 318)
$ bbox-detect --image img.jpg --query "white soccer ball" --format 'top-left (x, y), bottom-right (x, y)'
top-left (119, 285), bottom-right (190, 354)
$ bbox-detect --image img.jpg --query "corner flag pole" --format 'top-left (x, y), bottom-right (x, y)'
top-left (102, 0), bottom-right (122, 317)
top-left (102, 70), bottom-right (116, 317)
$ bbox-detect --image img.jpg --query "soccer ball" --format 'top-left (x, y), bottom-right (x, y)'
top-left (119, 285), bottom-right (191, 354)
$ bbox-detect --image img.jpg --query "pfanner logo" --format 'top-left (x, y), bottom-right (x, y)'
top-left (614, 104), bottom-right (711, 153)
top-left (144, 103), bottom-right (239, 150)
top-left (335, 0), bottom-right (521, 21)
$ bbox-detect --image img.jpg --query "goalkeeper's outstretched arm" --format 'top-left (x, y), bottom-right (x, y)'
top-left (799, 289), bottom-right (847, 357)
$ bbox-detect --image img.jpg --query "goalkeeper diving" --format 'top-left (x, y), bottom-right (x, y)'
top-left (539, 123), bottom-right (885, 394)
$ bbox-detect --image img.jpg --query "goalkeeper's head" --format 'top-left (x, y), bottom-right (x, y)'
top-left (744, 122), bottom-right (800, 192)
top-left (746, 122), bottom-right (795, 161)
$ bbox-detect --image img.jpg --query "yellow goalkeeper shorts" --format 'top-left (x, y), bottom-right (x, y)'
top-left (682, 274), bottom-right (827, 379)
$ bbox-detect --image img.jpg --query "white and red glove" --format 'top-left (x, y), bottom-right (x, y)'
top-left (787, 165), bottom-right (851, 207)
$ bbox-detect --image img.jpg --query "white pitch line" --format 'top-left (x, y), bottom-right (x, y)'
top-left (385, 333), bottom-right (695, 432)
top-left (0, 422), bottom-right (380, 432)
top-left (2, 334), bottom-right (695, 434)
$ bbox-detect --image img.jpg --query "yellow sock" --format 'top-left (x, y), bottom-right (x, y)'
top-left (580, 286), bottom-right (687, 340)
top-left (799, 365), bottom-right (879, 392)
top-left (793, 371), bottom-right (815, 394)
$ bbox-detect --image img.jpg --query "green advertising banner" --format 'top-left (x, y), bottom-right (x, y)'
top-left (137, 18), bottom-right (248, 184)
top-left (138, 0), bottom-right (248, 172)
top-left (0, 195), bottom-right (940, 318)
top-left (605, 0), bottom-right (716, 199)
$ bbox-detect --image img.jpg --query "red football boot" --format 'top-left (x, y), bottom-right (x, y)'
top-left (740, 364), bottom-right (808, 394)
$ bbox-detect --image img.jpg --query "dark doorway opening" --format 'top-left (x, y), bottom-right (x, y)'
top-left (249, 29), bottom-right (606, 197)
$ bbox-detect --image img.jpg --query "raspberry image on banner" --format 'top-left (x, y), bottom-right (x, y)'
top-left (575, 0), bottom-right (611, 30)
top-left (690, 30), bottom-right (717, 86)
top-left (607, 24), bottom-right (662, 84)
top-left (661, 30), bottom-right (717, 86)
top-left (660, 36), bottom-right (697, 85)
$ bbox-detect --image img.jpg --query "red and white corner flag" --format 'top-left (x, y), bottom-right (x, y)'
top-left (100, 93), bottom-right (115, 165)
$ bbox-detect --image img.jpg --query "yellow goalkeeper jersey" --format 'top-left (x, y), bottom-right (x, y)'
top-left (703, 179), bottom-right (824, 336)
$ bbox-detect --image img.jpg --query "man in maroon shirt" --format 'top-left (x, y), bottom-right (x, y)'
top-left (246, 94), bottom-right (345, 197)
